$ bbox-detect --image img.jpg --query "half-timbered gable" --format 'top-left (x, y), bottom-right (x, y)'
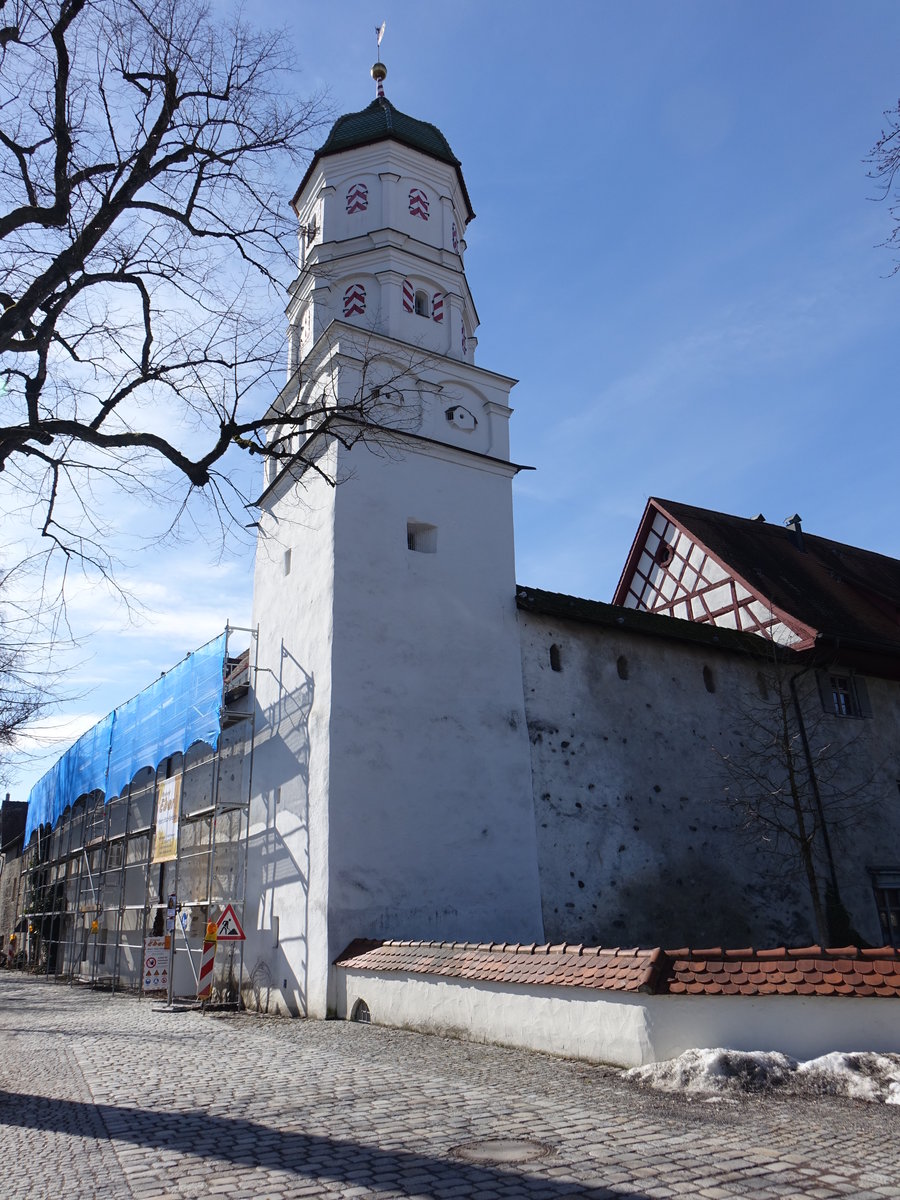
top-left (614, 498), bottom-right (900, 671)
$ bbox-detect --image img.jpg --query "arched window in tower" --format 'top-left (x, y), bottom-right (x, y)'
top-left (346, 182), bottom-right (368, 214)
top-left (452, 221), bottom-right (459, 253)
top-left (402, 279), bottom-right (414, 312)
top-left (343, 284), bottom-right (366, 317)
top-left (432, 293), bottom-right (443, 322)
top-left (414, 289), bottom-right (428, 317)
top-left (299, 305), bottom-right (311, 346)
top-left (409, 187), bottom-right (429, 220)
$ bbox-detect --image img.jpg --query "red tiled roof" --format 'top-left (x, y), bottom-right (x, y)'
top-left (335, 940), bottom-right (900, 999)
top-left (666, 945), bottom-right (900, 997)
top-left (335, 939), bottom-right (664, 993)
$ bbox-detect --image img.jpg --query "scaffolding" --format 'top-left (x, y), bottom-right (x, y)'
top-left (16, 625), bottom-right (257, 1004)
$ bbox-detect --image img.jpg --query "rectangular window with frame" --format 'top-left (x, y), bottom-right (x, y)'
top-left (870, 868), bottom-right (900, 948)
top-left (816, 670), bottom-right (872, 719)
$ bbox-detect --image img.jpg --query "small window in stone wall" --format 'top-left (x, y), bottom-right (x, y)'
top-left (407, 521), bottom-right (437, 553)
top-left (549, 644), bottom-right (561, 672)
top-left (616, 655), bottom-right (629, 680)
top-left (414, 289), bottom-right (428, 317)
top-left (871, 869), bottom-right (900, 948)
top-left (816, 670), bottom-right (872, 718)
top-left (351, 998), bottom-right (371, 1023)
top-left (703, 665), bottom-right (716, 693)
top-left (283, 549), bottom-right (292, 576)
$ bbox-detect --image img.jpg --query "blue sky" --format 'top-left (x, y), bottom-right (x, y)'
top-left (6, 0), bottom-right (900, 799)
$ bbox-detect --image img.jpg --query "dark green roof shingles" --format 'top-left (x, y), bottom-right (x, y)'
top-left (319, 99), bottom-right (461, 166)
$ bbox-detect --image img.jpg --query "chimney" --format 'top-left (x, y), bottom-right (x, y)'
top-left (784, 513), bottom-right (805, 552)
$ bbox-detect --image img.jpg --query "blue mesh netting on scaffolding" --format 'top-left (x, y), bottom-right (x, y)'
top-left (24, 632), bottom-right (228, 844)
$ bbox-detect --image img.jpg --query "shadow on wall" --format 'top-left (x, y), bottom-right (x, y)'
top-left (246, 649), bottom-right (315, 1016)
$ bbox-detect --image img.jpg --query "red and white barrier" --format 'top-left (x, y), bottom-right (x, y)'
top-left (197, 921), bottom-right (217, 1001)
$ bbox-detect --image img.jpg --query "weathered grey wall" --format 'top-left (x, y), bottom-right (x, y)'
top-left (519, 608), bottom-right (900, 950)
top-left (0, 853), bottom-right (23, 946)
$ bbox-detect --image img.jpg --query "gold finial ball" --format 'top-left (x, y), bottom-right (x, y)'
top-left (371, 61), bottom-right (387, 83)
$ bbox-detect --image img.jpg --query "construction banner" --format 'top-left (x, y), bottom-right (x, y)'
top-left (152, 776), bottom-right (182, 862)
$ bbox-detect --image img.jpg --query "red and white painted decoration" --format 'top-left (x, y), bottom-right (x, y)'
top-left (343, 283), bottom-right (366, 317)
top-left (432, 293), bottom-right (443, 323)
top-left (452, 222), bottom-right (459, 252)
top-left (346, 182), bottom-right (368, 214)
top-left (461, 328), bottom-right (467, 356)
top-left (409, 188), bottom-right (429, 220)
top-left (402, 279), bottom-right (414, 312)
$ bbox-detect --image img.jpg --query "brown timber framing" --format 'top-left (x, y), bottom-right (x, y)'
top-left (16, 627), bottom-right (257, 1003)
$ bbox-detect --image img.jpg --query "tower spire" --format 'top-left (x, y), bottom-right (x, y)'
top-left (372, 21), bottom-right (387, 99)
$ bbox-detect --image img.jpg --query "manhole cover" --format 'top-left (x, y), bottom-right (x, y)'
top-left (450, 1138), bottom-right (554, 1165)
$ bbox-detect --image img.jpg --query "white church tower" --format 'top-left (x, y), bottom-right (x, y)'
top-left (249, 62), bottom-right (544, 1018)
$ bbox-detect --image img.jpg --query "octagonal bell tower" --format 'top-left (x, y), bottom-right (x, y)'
top-left (249, 64), bottom-right (544, 1018)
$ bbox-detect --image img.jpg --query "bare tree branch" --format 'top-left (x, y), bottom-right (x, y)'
top-left (868, 98), bottom-right (900, 272)
top-left (711, 650), bottom-right (876, 945)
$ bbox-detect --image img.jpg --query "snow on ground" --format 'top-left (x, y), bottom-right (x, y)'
top-left (625, 1048), bottom-right (900, 1105)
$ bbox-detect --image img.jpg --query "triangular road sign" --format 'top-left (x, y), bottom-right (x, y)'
top-left (216, 903), bottom-right (246, 941)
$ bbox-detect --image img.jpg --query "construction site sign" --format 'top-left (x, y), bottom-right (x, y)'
top-left (143, 936), bottom-right (170, 993)
top-left (216, 903), bottom-right (246, 941)
top-left (152, 776), bottom-right (182, 862)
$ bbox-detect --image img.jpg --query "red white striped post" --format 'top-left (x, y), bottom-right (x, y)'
top-left (197, 921), bottom-right (217, 1001)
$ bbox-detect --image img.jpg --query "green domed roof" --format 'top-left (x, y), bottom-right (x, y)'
top-left (293, 97), bottom-right (474, 221)
top-left (322, 98), bottom-right (460, 166)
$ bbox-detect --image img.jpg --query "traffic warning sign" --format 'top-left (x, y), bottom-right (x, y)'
top-left (216, 903), bottom-right (245, 941)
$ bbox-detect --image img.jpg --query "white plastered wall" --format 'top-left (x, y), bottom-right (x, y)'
top-left (324, 428), bottom-right (545, 982)
top-left (335, 970), bottom-right (900, 1066)
top-left (247, 445), bottom-right (339, 1018)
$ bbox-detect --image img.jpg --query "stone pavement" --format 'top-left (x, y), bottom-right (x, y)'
top-left (0, 973), bottom-right (897, 1200)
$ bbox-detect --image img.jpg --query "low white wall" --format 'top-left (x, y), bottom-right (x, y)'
top-left (335, 968), bottom-right (654, 1065)
top-left (646, 992), bottom-right (900, 1062)
top-left (335, 969), bottom-right (900, 1066)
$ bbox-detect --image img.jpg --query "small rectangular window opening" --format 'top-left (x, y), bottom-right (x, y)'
top-left (871, 869), bottom-right (900, 948)
top-left (817, 670), bottom-right (871, 719)
top-left (830, 674), bottom-right (854, 717)
top-left (407, 521), bottom-right (437, 553)
top-left (283, 548), bottom-right (292, 576)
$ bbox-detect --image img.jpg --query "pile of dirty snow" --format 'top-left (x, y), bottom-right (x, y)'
top-left (625, 1048), bottom-right (900, 1105)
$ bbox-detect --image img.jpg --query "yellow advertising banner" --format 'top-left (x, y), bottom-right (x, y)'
top-left (152, 775), bottom-right (182, 863)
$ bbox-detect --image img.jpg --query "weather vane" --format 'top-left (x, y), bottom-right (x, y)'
top-left (372, 21), bottom-right (387, 98)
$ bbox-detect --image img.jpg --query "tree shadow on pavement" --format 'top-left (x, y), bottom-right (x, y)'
top-left (0, 1088), bottom-right (651, 1199)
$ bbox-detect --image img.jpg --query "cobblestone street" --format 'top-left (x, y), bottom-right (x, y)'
top-left (0, 973), bottom-right (897, 1200)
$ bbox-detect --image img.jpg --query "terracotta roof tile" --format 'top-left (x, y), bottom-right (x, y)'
top-left (334, 940), bottom-right (900, 1000)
